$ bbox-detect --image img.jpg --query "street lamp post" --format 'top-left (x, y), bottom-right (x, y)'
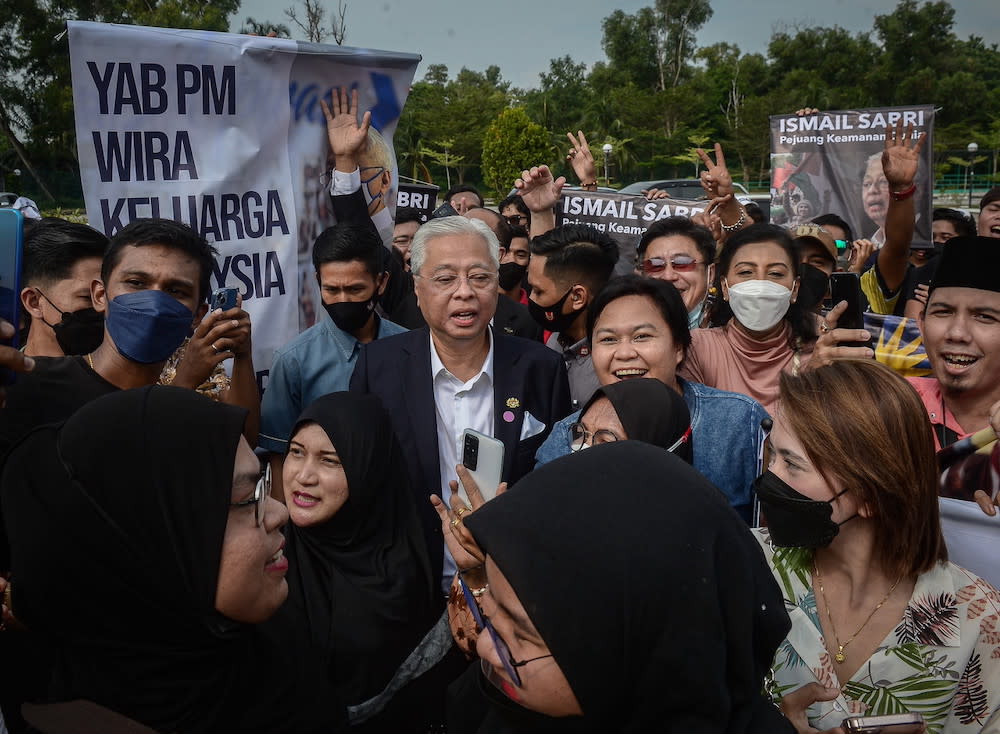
top-left (968, 142), bottom-right (979, 209)
top-left (602, 143), bottom-right (612, 186)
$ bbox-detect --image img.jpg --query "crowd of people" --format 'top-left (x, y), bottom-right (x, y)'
top-left (0, 87), bottom-right (999, 734)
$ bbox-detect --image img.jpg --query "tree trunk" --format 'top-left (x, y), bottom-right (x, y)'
top-left (0, 101), bottom-right (55, 202)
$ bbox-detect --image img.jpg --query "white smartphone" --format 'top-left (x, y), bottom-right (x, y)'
top-left (459, 429), bottom-right (504, 505)
top-left (843, 712), bottom-right (925, 733)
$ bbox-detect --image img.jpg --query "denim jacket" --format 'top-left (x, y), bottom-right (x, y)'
top-left (534, 379), bottom-right (768, 523)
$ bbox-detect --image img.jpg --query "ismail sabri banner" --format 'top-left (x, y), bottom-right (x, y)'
top-left (68, 21), bottom-right (419, 391)
top-left (557, 190), bottom-right (710, 276)
top-left (769, 105), bottom-right (934, 246)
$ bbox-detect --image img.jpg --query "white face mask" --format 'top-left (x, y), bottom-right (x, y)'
top-left (725, 279), bottom-right (793, 332)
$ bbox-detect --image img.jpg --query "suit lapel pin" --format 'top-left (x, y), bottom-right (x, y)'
top-left (505, 397), bottom-right (520, 409)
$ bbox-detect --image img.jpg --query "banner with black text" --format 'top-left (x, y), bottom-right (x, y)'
top-left (557, 190), bottom-right (710, 276)
top-left (769, 105), bottom-right (934, 246)
top-left (68, 21), bottom-right (419, 391)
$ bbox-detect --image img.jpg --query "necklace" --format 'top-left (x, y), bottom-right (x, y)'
top-left (86, 352), bottom-right (95, 370)
top-left (814, 562), bottom-right (902, 665)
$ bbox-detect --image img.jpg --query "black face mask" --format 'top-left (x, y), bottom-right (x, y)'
top-left (37, 291), bottom-right (105, 355)
top-left (797, 263), bottom-right (830, 312)
top-left (528, 287), bottom-right (584, 333)
top-left (324, 296), bottom-right (376, 333)
top-left (498, 262), bottom-right (527, 291)
top-left (754, 470), bottom-right (852, 548)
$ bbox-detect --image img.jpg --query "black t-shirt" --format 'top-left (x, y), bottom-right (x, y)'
top-left (0, 356), bottom-right (117, 571)
top-left (0, 356), bottom-right (118, 460)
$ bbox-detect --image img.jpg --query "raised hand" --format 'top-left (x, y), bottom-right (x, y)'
top-left (847, 239), bottom-right (876, 274)
top-left (320, 87), bottom-right (371, 163)
top-left (881, 121), bottom-right (926, 191)
top-left (641, 188), bottom-right (671, 200)
top-left (566, 131), bottom-right (597, 185)
top-left (514, 165), bottom-right (566, 214)
top-left (697, 143), bottom-right (735, 199)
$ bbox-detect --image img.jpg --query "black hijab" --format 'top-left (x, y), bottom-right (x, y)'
top-left (464, 441), bottom-right (793, 734)
top-left (1, 386), bottom-right (339, 734)
top-left (579, 378), bottom-right (693, 463)
top-left (283, 392), bottom-right (439, 706)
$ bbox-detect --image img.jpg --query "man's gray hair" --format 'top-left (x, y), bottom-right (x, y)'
top-left (409, 215), bottom-right (500, 275)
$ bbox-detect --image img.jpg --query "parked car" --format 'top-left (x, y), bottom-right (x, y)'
top-left (0, 192), bottom-right (18, 207)
top-left (618, 178), bottom-right (751, 201)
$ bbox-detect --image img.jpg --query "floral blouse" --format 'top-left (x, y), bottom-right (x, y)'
top-left (754, 529), bottom-right (1000, 734)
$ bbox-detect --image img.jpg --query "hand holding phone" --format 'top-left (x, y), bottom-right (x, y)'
top-left (812, 273), bottom-right (874, 367)
top-left (210, 287), bottom-right (239, 312)
top-left (458, 429), bottom-right (504, 505)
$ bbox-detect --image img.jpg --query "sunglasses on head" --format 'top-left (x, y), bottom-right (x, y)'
top-left (640, 255), bottom-right (702, 274)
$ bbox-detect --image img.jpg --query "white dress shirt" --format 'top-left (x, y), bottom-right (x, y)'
top-left (429, 329), bottom-right (495, 593)
top-left (330, 167), bottom-right (394, 245)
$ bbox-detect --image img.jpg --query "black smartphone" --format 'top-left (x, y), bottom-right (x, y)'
top-left (829, 272), bottom-right (867, 348)
top-left (431, 201), bottom-right (459, 219)
top-left (210, 287), bottom-right (239, 312)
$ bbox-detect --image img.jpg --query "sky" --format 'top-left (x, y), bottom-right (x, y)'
top-left (232, 0), bottom-right (1000, 90)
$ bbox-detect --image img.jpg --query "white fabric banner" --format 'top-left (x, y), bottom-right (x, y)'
top-left (939, 497), bottom-right (1000, 589)
top-left (68, 21), bottom-right (419, 391)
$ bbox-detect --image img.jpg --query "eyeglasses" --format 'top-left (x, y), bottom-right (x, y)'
top-left (640, 255), bottom-right (702, 275)
top-left (504, 214), bottom-right (528, 226)
top-left (460, 577), bottom-right (552, 687)
top-left (318, 166), bottom-right (386, 188)
top-left (413, 271), bottom-right (497, 294)
top-left (230, 462), bottom-right (270, 528)
top-left (568, 422), bottom-right (621, 451)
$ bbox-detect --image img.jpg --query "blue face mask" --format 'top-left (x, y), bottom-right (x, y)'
top-left (105, 290), bottom-right (194, 364)
top-left (687, 300), bottom-right (705, 330)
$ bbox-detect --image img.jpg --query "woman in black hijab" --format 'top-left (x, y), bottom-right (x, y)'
top-left (450, 441), bottom-right (794, 734)
top-left (281, 392), bottom-right (443, 729)
top-left (0, 385), bottom-right (340, 733)
top-left (573, 377), bottom-right (692, 462)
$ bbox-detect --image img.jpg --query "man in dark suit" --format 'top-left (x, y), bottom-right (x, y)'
top-left (350, 216), bottom-right (570, 591)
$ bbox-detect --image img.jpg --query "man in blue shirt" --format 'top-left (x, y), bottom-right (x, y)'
top-left (260, 223), bottom-right (405, 485)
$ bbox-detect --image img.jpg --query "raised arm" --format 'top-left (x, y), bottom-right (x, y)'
top-left (697, 143), bottom-right (749, 235)
top-left (876, 120), bottom-right (925, 292)
top-left (515, 165), bottom-right (565, 239)
top-left (566, 131), bottom-right (598, 191)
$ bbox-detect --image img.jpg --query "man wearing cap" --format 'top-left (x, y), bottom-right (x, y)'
top-left (910, 236), bottom-right (1000, 584)
top-left (978, 187), bottom-right (1000, 239)
top-left (792, 224), bottom-right (837, 313)
top-left (911, 236), bottom-right (1000, 449)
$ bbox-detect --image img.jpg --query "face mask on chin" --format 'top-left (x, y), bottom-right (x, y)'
top-left (724, 279), bottom-right (793, 333)
top-left (753, 470), bottom-right (854, 548)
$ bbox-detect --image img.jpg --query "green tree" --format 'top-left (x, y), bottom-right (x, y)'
top-left (481, 108), bottom-right (552, 199)
top-left (240, 17), bottom-right (291, 37)
top-left (1, 0), bottom-right (240, 202)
